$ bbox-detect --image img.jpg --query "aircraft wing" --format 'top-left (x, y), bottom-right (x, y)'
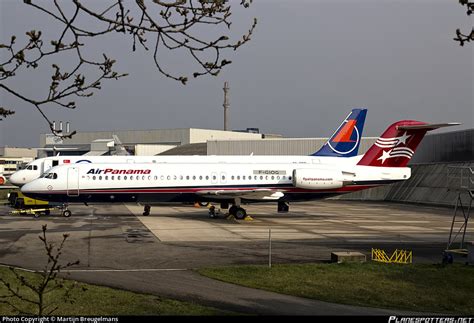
top-left (196, 189), bottom-right (284, 200)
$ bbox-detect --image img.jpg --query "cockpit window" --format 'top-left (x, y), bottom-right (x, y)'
top-left (27, 165), bottom-right (33, 170)
top-left (44, 172), bottom-right (58, 180)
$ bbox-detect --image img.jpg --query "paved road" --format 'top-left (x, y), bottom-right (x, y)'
top-left (0, 201), bottom-right (461, 315)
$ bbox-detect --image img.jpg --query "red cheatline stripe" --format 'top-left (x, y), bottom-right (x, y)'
top-left (26, 184), bottom-right (378, 195)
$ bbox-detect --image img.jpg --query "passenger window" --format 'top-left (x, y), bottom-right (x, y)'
top-left (271, 176), bottom-right (274, 180)
top-left (206, 176), bottom-right (209, 180)
top-left (237, 176), bottom-right (240, 180)
top-left (148, 176), bottom-right (151, 180)
top-left (105, 176), bottom-right (108, 180)
top-left (124, 176), bottom-right (127, 180)
top-left (186, 176), bottom-right (190, 180)
top-left (167, 175), bottom-right (171, 180)
top-left (180, 175), bottom-right (183, 180)
top-left (277, 176), bottom-right (280, 180)
top-left (243, 176), bottom-right (246, 180)
top-left (142, 176), bottom-right (145, 180)
top-left (222, 175), bottom-right (226, 180)
top-left (260, 176), bottom-right (263, 180)
top-left (136, 176), bottom-right (140, 180)
top-left (99, 176), bottom-right (102, 180)
top-left (93, 176), bottom-right (96, 180)
top-left (111, 176), bottom-right (114, 180)
top-left (231, 176), bottom-right (235, 180)
top-left (118, 176), bottom-right (121, 180)
top-left (154, 176), bottom-right (157, 180)
top-left (130, 176), bottom-right (133, 180)
top-left (199, 176), bottom-right (202, 180)
top-left (213, 176), bottom-right (216, 180)
top-left (161, 175), bottom-right (164, 180)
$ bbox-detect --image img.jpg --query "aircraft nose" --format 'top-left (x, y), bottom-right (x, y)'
top-left (21, 182), bottom-right (35, 194)
top-left (9, 172), bottom-right (23, 186)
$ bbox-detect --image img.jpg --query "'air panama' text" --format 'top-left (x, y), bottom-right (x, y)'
top-left (87, 168), bottom-right (151, 175)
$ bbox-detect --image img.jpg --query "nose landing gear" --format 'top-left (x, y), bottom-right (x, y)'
top-left (61, 204), bottom-right (71, 217)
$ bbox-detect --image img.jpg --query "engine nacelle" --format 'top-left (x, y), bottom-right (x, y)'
top-left (0, 175), bottom-right (5, 185)
top-left (293, 169), bottom-right (344, 190)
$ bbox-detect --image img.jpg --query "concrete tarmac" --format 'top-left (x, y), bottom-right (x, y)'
top-left (0, 200), bottom-right (468, 315)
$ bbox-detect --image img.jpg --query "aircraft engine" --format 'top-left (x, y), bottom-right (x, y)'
top-left (0, 175), bottom-right (5, 185)
top-left (292, 169), bottom-right (344, 190)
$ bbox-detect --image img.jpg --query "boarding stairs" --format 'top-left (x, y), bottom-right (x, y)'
top-left (445, 165), bottom-right (473, 258)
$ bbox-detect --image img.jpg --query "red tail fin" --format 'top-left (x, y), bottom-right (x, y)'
top-left (358, 120), bottom-right (430, 167)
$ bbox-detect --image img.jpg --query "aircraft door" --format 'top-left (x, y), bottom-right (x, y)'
top-left (67, 167), bottom-right (80, 196)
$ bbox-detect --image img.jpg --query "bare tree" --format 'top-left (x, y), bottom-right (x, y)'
top-left (0, 0), bottom-right (256, 137)
top-left (0, 224), bottom-right (81, 315)
top-left (454, 0), bottom-right (474, 46)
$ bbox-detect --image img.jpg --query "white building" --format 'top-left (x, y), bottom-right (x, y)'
top-left (0, 147), bottom-right (38, 176)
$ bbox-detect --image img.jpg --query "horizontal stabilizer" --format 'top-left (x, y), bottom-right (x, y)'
top-left (397, 122), bottom-right (460, 131)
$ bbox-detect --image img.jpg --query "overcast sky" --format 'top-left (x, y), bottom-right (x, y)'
top-left (0, 0), bottom-right (472, 147)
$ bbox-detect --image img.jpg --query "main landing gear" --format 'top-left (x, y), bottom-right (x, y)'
top-left (227, 198), bottom-right (248, 220)
top-left (278, 201), bottom-right (289, 213)
top-left (207, 200), bottom-right (248, 220)
top-left (143, 205), bottom-right (151, 216)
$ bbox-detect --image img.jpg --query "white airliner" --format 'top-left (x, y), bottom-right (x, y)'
top-left (21, 118), bottom-right (458, 218)
top-left (9, 109), bottom-right (367, 187)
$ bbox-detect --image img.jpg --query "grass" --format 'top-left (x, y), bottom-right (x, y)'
top-left (0, 267), bottom-right (226, 316)
top-left (198, 262), bottom-right (474, 314)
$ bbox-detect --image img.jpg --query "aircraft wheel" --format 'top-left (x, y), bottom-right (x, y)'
top-left (62, 210), bottom-right (72, 218)
top-left (234, 207), bottom-right (247, 220)
top-left (208, 205), bottom-right (216, 218)
top-left (228, 205), bottom-right (238, 216)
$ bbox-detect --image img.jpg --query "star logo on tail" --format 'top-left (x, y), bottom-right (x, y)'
top-left (375, 131), bottom-right (411, 148)
top-left (377, 147), bottom-right (415, 164)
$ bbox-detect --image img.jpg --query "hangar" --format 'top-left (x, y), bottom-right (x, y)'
top-left (38, 126), bottom-right (379, 157)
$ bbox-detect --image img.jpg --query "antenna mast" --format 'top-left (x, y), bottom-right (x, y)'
top-left (223, 81), bottom-right (230, 131)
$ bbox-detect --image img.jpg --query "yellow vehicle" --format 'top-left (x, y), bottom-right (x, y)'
top-left (8, 191), bottom-right (49, 209)
top-left (7, 191), bottom-right (57, 217)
